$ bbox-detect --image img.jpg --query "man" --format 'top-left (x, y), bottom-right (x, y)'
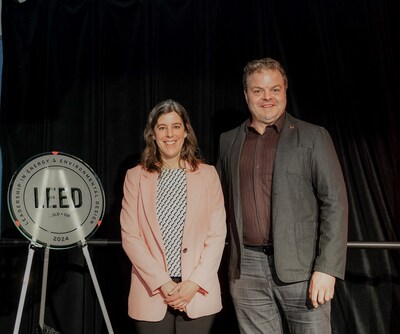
top-left (216, 57), bottom-right (348, 333)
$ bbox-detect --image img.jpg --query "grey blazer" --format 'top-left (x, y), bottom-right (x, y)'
top-left (217, 113), bottom-right (348, 283)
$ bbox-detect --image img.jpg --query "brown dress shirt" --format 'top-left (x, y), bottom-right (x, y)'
top-left (240, 114), bottom-right (285, 246)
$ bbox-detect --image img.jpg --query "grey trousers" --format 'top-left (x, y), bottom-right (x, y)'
top-left (230, 247), bottom-right (332, 334)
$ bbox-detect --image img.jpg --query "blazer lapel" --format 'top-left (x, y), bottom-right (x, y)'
top-left (230, 123), bottom-right (246, 231)
top-left (140, 170), bottom-right (164, 243)
top-left (185, 167), bottom-right (201, 233)
top-left (272, 113), bottom-right (299, 222)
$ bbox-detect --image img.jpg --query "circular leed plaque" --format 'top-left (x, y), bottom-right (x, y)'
top-left (7, 151), bottom-right (105, 249)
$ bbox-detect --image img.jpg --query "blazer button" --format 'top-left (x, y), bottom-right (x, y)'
top-left (182, 248), bottom-right (188, 253)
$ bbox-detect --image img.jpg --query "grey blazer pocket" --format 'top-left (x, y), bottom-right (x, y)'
top-left (286, 147), bottom-right (312, 179)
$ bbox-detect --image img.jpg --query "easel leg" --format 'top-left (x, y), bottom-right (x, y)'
top-left (80, 241), bottom-right (114, 334)
top-left (13, 243), bottom-right (38, 334)
top-left (39, 247), bottom-right (50, 330)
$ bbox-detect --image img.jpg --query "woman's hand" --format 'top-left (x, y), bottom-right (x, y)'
top-left (164, 280), bottom-right (200, 312)
top-left (160, 280), bottom-right (178, 298)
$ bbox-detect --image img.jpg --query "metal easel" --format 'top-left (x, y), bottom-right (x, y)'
top-left (13, 240), bottom-right (114, 334)
top-left (8, 152), bottom-right (111, 333)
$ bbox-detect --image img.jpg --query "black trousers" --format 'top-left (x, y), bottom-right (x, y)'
top-left (133, 309), bottom-right (216, 334)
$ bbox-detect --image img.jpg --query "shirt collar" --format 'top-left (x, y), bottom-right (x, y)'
top-left (245, 112), bottom-right (286, 134)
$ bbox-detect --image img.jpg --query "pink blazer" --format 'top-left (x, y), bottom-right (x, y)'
top-left (120, 163), bottom-right (227, 321)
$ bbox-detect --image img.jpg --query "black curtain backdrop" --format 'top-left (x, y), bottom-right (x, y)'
top-left (1, 0), bottom-right (400, 333)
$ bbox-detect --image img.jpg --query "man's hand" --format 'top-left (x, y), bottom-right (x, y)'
top-left (308, 271), bottom-right (336, 308)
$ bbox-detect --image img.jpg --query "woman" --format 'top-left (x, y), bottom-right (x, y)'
top-left (120, 99), bottom-right (227, 334)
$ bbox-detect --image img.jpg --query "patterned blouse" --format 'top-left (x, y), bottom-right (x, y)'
top-left (156, 168), bottom-right (187, 277)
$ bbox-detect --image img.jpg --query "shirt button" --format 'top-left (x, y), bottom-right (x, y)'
top-left (182, 248), bottom-right (188, 253)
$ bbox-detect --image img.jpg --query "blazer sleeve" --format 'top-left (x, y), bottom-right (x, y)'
top-left (312, 127), bottom-right (349, 279)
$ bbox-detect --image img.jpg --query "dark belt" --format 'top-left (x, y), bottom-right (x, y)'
top-left (244, 244), bottom-right (274, 255)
